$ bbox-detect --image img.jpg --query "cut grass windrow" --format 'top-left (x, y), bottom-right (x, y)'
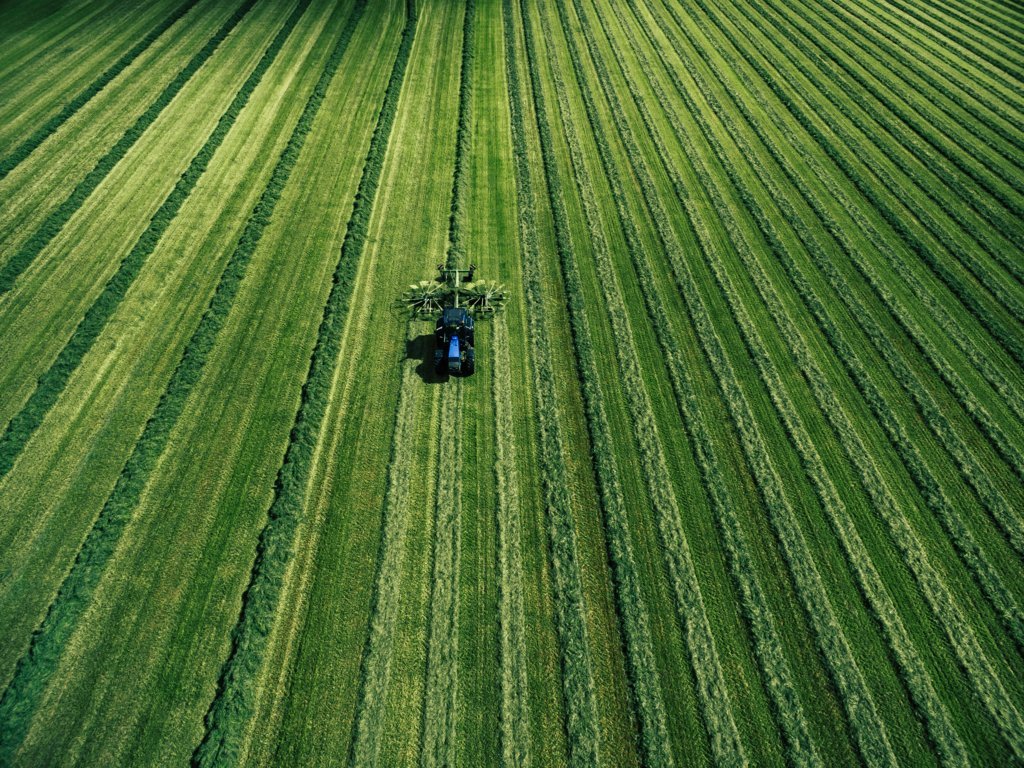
top-left (622, 4), bottom-right (903, 764)
top-left (0, 0), bottom-right (333, 758)
top-left (510, 1), bottom-right (602, 762)
top-left (191, 2), bottom-right (417, 764)
top-left (492, 314), bottom-right (532, 768)
top-left (0, 0), bottom-right (199, 182)
top-left (544, 2), bottom-right (747, 764)
top-left (0, 0), bottom-right (313, 483)
top-left (651, 0), bottom-right (1024, 486)
top-left (643, 0), bottom-right (1024, 650)
top-left (422, 2), bottom-right (472, 761)
top-left (0, 0), bottom-right (259, 296)
top-left (349, 334), bottom-right (424, 768)
top-left (421, 382), bottom-right (464, 768)
top-left (583, 4), bottom-right (823, 764)
top-left (530, 8), bottom-right (677, 768)
top-left (700, 0), bottom-right (1024, 390)
top-left (633, 0), bottom-right (1024, 757)
top-left (637, 0), bottom-right (1024, 561)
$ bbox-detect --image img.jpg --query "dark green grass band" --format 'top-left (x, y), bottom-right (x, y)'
top-left (0, 0), bottom-right (329, 759)
top-left (0, 0), bottom-right (259, 295)
top-left (0, 0), bottom-right (311, 483)
top-left (192, 2), bottom-right (416, 764)
top-left (0, 0), bottom-right (200, 182)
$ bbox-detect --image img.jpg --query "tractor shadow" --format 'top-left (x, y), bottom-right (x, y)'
top-left (407, 333), bottom-right (447, 384)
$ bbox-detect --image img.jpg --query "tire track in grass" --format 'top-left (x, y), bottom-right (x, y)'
top-left (541, 1), bottom-right (745, 764)
top-left (510, 1), bottom-right (602, 763)
top-left (189, 2), bottom-right (419, 763)
top-left (0, 1), bottom-right (366, 760)
top-left (0, 0), bottom-right (259, 295)
top-left (582, 4), bottom-right (824, 764)
top-left (0, 0), bottom-right (200, 181)
top-left (0, 0), bottom-right (312, 483)
top-left (636, 0), bottom-right (1024, 562)
top-left (652, 0), bottom-right (1024, 484)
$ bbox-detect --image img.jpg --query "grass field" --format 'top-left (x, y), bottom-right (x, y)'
top-left (0, 0), bottom-right (1022, 764)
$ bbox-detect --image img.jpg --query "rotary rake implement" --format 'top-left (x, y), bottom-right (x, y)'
top-left (401, 263), bottom-right (507, 376)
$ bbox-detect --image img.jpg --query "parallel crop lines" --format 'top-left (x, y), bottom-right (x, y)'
top-left (530, 6), bottom-right (677, 767)
top-left (422, 1), bottom-right (472, 761)
top-left (0, 0), bottom-right (312, 482)
top-left (0, 0), bottom-right (344, 756)
top-left (192, 2), bottom-right (419, 762)
top-left (584, 2), bottom-right (824, 763)
top-left (652, 0), bottom-right (1024, 496)
top-left (542, 1), bottom-right (755, 764)
top-left (619, 2), bottom-right (908, 764)
top-left (634, 0), bottom-right (1024, 757)
top-left (648, 0), bottom-right (1024, 552)
top-left (655, 0), bottom-right (1024, 656)
top-left (510, 1), bottom-right (603, 762)
top-left (0, 0), bottom-right (258, 295)
top-left (0, 0), bottom-right (198, 181)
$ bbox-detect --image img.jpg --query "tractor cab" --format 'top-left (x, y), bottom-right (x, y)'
top-left (435, 307), bottom-right (475, 375)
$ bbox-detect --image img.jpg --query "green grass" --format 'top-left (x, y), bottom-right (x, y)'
top-left (1, 0), bottom-right (1022, 764)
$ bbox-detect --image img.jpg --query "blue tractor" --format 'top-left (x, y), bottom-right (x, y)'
top-left (434, 306), bottom-right (475, 375)
top-left (403, 263), bottom-right (505, 378)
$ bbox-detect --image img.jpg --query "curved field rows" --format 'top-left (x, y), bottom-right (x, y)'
top-left (0, 0), bottom-right (1021, 764)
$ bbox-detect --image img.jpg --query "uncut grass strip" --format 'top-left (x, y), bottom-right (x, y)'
top-left (622, 4), bottom-right (975, 761)
top-left (493, 314), bottom-right (532, 768)
top-left (584, 6), bottom-right (830, 766)
top-left (649, 0), bottom-right (1024, 484)
top-left (739, 0), bottom-right (1024, 301)
top-left (530, 13), bottom-right (678, 768)
top-left (0, 0), bottom-right (312, 483)
top-left (511, 2), bottom-right (603, 763)
top-left (791, 0), bottom-right (1024, 187)
top-left (924, 0), bottom-right (1024, 48)
top-left (947, 0), bottom-right (1024, 37)
top-left (690, 0), bottom-right (1024, 388)
top-left (0, 0), bottom-right (199, 181)
top-left (542, 2), bottom-right (753, 764)
top-left (670, 0), bottom-right (1024, 562)
top-left (421, 383), bottom-right (464, 768)
top-left (0, 0), bottom-right (259, 296)
top-left (0, 0), bottom-right (362, 756)
top-left (190, 3), bottom-right (417, 763)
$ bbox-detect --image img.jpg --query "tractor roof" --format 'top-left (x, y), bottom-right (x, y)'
top-left (442, 307), bottom-right (470, 325)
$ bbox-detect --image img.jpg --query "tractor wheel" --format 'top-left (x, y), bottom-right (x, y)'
top-left (464, 348), bottom-right (475, 375)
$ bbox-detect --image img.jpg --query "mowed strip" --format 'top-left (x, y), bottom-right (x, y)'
top-left (0, 0), bottom-right (198, 179)
top-left (0, 0), bottom-right (259, 295)
top-left (0, 0), bottom-right (367, 762)
top-left (0, 0), bottom-right (236, 253)
top-left (0, 0), bottom-right (275, 429)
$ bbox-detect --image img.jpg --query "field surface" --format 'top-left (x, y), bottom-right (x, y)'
top-left (1, 0), bottom-right (1023, 764)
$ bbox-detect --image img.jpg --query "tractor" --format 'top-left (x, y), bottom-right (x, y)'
top-left (402, 262), bottom-right (505, 377)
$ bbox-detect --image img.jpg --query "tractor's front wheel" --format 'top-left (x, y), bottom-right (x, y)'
top-left (464, 348), bottom-right (475, 375)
